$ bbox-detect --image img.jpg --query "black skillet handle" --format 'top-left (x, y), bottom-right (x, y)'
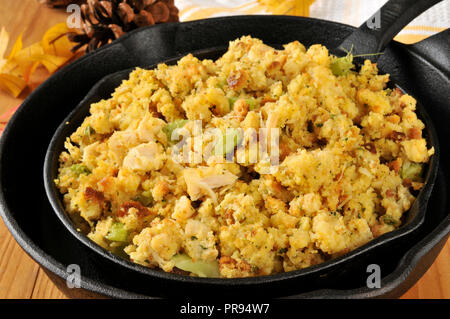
top-left (338, 0), bottom-right (443, 60)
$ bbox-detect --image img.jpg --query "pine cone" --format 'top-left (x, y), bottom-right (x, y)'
top-left (67, 0), bottom-right (179, 52)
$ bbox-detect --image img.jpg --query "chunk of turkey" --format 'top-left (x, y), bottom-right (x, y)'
top-left (183, 167), bottom-right (238, 203)
top-left (123, 141), bottom-right (166, 172)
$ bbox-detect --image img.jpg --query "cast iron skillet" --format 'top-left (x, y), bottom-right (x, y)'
top-left (0, 1), bottom-right (448, 298)
top-left (43, 0), bottom-right (441, 295)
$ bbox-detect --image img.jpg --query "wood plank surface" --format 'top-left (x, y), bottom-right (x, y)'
top-left (0, 0), bottom-right (449, 299)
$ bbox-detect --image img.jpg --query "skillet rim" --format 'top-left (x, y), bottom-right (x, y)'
top-left (0, 15), bottom-right (445, 297)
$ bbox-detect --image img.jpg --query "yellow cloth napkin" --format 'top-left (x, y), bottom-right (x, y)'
top-left (176, 0), bottom-right (449, 44)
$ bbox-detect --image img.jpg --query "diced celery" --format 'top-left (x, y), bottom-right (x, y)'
top-left (84, 125), bottom-right (95, 139)
top-left (400, 162), bottom-right (423, 181)
top-left (163, 120), bottom-right (189, 142)
top-left (133, 190), bottom-right (154, 207)
top-left (330, 53), bottom-right (354, 76)
top-left (331, 51), bottom-right (384, 76)
top-left (246, 98), bottom-right (257, 110)
top-left (106, 222), bottom-right (128, 242)
top-left (228, 97), bottom-right (238, 109)
top-left (225, 129), bottom-right (243, 154)
top-left (228, 97), bottom-right (258, 110)
top-left (214, 128), bottom-right (243, 155)
top-left (171, 253), bottom-right (220, 278)
top-left (382, 215), bottom-right (398, 226)
top-left (70, 164), bottom-right (91, 176)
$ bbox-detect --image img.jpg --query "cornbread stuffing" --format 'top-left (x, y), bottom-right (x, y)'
top-left (55, 36), bottom-right (433, 278)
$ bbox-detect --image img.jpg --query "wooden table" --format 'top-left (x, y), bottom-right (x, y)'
top-left (0, 0), bottom-right (449, 299)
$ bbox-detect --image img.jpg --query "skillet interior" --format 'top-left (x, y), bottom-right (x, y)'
top-left (0, 16), bottom-right (448, 298)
